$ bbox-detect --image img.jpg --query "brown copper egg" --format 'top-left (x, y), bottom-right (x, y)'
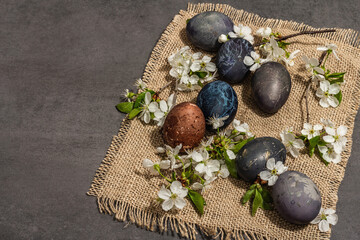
top-left (162, 102), bottom-right (206, 151)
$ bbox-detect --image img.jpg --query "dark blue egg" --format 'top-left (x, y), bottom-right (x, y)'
top-left (196, 80), bottom-right (238, 130)
top-left (186, 11), bottom-right (234, 52)
top-left (216, 38), bottom-right (254, 84)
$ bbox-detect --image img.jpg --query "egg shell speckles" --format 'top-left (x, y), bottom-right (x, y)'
top-left (251, 62), bottom-right (291, 113)
top-left (162, 102), bottom-right (206, 151)
top-left (186, 11), bottom-right (234, 52)
top-left (216, 38), bottom-right (254, 84)
top-left (235, 137), bottom-right (286, 182)
top-left (272, 171), bottom-right (322, 225)
top-left (196, 80), bottom-right (238, 130)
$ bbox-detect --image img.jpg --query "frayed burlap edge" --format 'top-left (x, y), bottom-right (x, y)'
top-left (87, 3), bottom-right (360, 240)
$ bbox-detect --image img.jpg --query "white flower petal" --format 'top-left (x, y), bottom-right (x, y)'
top-left (317, 46), bottom-right (328, 51)
top-left (143, 159), bottom-right (154, 168)
top-left (260, 170), bottom-right (272, 181)
top-left (158, 187), bottom-right (171, 200)
top-left (266, 158), bottom-right (276, 170)
top-left (159, 160), bottom-right (170, 169)
top-left (323, 135), bottom-right (335, 143)
top-left (192, 151), bottom-right (203, 162)
top-left (226, 149), bottom-right (236, 160)
top-left (159, 100), bottom-right (167, 112)
top-left (327, 214), bottom-right (338, 225)
top-left (174, 197), bottom-right (187, 209)
top-left (328, 83), bottom-right (340, 95)
top-left (192, 182), bottom-right (203, 190)
top-left (148, 102), bottom-right (158, 112)
top-left (162, 199), bottom-right (174, 211)
top-left (268, 175), bottom-right (278, 186)
top-left (143, 111), bottom-right (150, 123)
top-left (328, 96), bottom-right (339, 108)
top-left (170, 181), bottom-right (182, 193)
top-left (319, 97), bottom-right (330, 108)
top-left (228, 32), bottom-right (238, 39)
top-left (310, 215), bottom-right (321, 224)
top-left (243, 56), bottom-right (255, 66)
top-left (144, 92), bottom-right (151, 105)
top-left (319, 220), bottom-right (330, 232)
top-left (337, 125), bottom-right (347, 136)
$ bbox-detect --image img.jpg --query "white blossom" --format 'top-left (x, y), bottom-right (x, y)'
top-left (321, 118), bottom-right (335, 129)
top-left (122, 89), bottom-right (132, 101)
top-left (163, 144), bottom-right (183, 170)
top-left (232, 119), bottom-right (254, 138)
top-left (243, 51), bottom-right (268, 72)
top-left (317, 43), bottom-right (339, 60)
top-left (259, 158), bottom-right (288, 186)
top-left (135, 78), bottom-right (147, 90)
top-left (228, 24), bottom-right (254, 44)
top-left (301, 123), bottom-right (323, 139)
top-left (302, 55), bottom-right (325, 84)
top-left (218, 34), bottom-right (228, 43)
top-left (262, 36), bottom-right (285, 61)
top-left (311, 208), bottom-right (338, 232)
top-left (190, 55), bottom-right (216, 72)
top-left (316, 80), bottom-right (340, 108)
top-left (142, 159), bottom-right (170, 174)
top-left (152, 93), bottom-right (176, 126)
top-left (255, 27), bottom-right (272, 38)
top-left (139, 92), bottom-right (156, 123)
top-left (207, 114), bottom-right (229, 130)
top-left (218, 164), bottom-right (230, 178)
top-left (192, 150), bottom-right (220, 179)
top-left (282, 49), bottom-right (300, 67)
top-left (280, 131), bottom-right (305, 158)
top-left (318, 145), bottom-right (341, 164)
top-left (192, 176), bottom-right (216, 194)
top-left (158, 181), bottom-right (188, 211)
top-left (323, 125), bottom-right (347, 154)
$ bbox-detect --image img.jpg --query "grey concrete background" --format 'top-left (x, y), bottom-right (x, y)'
top-left (1, 0), bottom-right (359, 239)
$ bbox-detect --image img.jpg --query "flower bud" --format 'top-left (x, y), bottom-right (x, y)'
top-left (218, 34), bottom-right (228, 43)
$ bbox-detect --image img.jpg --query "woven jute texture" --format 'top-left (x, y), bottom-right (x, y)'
top-left (88, 3), bottom-right (360, 240)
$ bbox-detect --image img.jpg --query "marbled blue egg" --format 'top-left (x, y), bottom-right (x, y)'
top-left (216, 38), bottom-right (254, 84)
top-left (196, 80), bottom-right (238, 130)
top-left (186, 11), bottom-right (234, 52)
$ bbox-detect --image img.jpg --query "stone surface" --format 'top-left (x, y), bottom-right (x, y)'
top-left (196, 80), bottom-right (238, 130)
top-left (236, 137), bottom-right (286, 182)
top-left (186, 11), bottom-right (234, 51)
top-left (272, 171), bottom-right (322, 225)
top-left (216, 38), bottom-right (254, 84)
top-left (251, 62), bottom-right (292, 113)
top-left (0, 0), bottom-right (359, 239)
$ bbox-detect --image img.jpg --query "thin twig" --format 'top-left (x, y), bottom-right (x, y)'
top-left (276, 29), bottom-right (336, 41)
top-left (254, 29), bottom-right (336, 47)
top-left (304, 51), bottom-right (328, 123)
top-left (157, 81), bottom-right (173, 94)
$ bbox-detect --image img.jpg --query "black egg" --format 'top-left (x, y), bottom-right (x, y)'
top-left (186, 11), bottom-right (234, 52)
top-left (216, 38), bottom-right (254, 84)
top-left (236, 137), bottom-right (286, 182)
top-left (272, 171), bottom-right (322, 225)
top-left (251, 62), bottom-right (291, 113)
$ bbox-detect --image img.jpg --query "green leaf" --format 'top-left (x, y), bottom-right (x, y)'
top-left (334, 90), bottom-right (342, 105)
top-left (261, 201), bottom-right (273, 210)
top-left (309, 135), bottom-right (320, 157)
top-left (249, 183), bottom-right (257, 190)
top-left (188, 190), bottom-right (205, 215)
top-left (128, 108), bottom-right (142, 119)
top-left (260, 187), bottom-right (273, 203)
top-left (224, 151), bottom-right (238, 178)
top-left (134, 92), bottom-right (146, 108)
top-left (172, 172), bottom-right (177, 181)
top-left (116, 102), bottom-right (134, 113)
top-left (252, 189), bottom-right (263, 216)
top-left (194, 71), bottom-right (208, 79)
top-left (327, 72), bottom-right (346, 78)
top-left (186, 18), bottom-right (191, 24)
top-left (241, 189), bottom-right (255, 204)
top-left (232, 137), bottom-right (255, 154)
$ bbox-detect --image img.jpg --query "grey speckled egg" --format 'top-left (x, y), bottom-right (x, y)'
top-left (251, 62), bottom-right (291, 113)
top-left (186, 11), bottom-right (234, 52)
top-left (272, 171), bottom-right (322, 225)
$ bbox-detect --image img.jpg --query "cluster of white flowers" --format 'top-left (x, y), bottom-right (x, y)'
top-left (143, 119), bottom-right (254, 212)
top-left (302, 43), bottom-right (344, 108)
top-left (218, 23), bottom-right (254, 44)
top-left (280, 127), bottom-right (305, 158)
top-left (168, 46), bottom-right (217, 91)
top-left (280, 119), bottom-right (347, 164)
top-left (311, 208), bottom-right (338, 232)
top-left (259, 158), bottom-right (288, 186)
top-left (139, 92), bottom-right (175, 126)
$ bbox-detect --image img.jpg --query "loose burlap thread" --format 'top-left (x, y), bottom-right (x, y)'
top-left (88, 3), bottom-right (360, 240)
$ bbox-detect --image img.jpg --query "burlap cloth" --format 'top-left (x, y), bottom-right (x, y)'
top-left (88, 3), bottom-right (360, 240)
